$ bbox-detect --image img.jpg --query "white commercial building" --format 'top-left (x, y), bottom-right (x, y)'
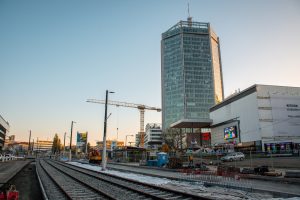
top-left (144, 123), bottom-right (162, 149)
top-left (0, 115), bottom-right (10, 151)
top-left (209, 84), bottom-right (300, 153)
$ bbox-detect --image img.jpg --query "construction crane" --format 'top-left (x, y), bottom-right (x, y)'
top-left (87, 99), bottom-right (161, 148)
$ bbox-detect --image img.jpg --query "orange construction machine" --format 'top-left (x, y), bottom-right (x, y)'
top-left (89, 149), bottom-right (101, 164)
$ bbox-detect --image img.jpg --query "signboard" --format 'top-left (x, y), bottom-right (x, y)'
top-left (202, 132), bottom-right (211, 141)
top-left (224, 126), bottom-right (237, 140)
top-left (111, 141), bottom-right (117, 150)
top-left (76, 132), bottom-right (87, 147)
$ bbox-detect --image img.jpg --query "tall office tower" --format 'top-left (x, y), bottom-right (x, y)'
top-left (161, 18), bottom-right (224, 131)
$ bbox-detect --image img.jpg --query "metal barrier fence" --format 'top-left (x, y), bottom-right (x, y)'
top-left (177, 171), bottom-right (253, 191)
top-left (0, 156), bottom-right (25, 162)
top-left (193, 150), bottom-right (300, 170)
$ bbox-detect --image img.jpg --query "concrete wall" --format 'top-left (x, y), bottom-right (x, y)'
top-left (256, 85), bottom-right (300, 146)
top-left (210, 92), bottom-right (260, 145)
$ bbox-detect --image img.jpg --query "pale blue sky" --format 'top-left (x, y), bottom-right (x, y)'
top-left (1, 0), bottom-right (299, 145)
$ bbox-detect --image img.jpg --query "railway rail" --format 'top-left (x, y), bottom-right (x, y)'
top-left (37, 158), bottom-right (212, 200)
top-left (37, 159), bottom-right (109, 199)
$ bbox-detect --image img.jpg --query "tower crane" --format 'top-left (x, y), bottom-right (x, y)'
top-left (86, 99), bottom-right (161, 148)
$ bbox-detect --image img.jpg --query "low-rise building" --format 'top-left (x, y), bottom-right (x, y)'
top-left (209, 84), bottom-right (300, 153)
top-left (34, 140), bottom-right (53, 153)
top-left (96, 140), bottom-right (124, 150)
top-left (0, 115), bottom-right (9, 151)
top-left (144, 123), bottom-right (162, 149)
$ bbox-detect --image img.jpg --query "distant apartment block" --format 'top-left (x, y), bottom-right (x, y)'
top-left (96, 140), bottom-right (124, 150)
top-left (144, 123), bottom-right (162, 149)
top-left (4, 135), bottom-right (29, 154)
top-left (33, 140), bottom-right (53, 153)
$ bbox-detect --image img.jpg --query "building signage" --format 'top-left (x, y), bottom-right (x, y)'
top-left (202, 132), bottom-right (211, 141)
top-left (270, 95), bottom-right (300, 136)
top-left (224, 126), bottom-right (237, 140)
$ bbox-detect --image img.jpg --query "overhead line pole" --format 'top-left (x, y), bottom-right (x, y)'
top-left (102, 90), bottom-right (114, 171)
top-left (69, 121), bottom-right (75, 162)
top-left (28, 130), bottom-right (31, 155)
top-left (63, 132), bottom-right (66, 156)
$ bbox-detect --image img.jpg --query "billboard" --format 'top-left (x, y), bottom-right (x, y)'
top-left (224, 126), bottom-right (237, 140)
top-left (77, 132), bottom-right (87, 147)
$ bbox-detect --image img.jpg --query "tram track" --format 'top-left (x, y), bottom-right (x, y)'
top-left (37, 159), bottom-right (110, 199)
top-left (46, 159), bottom-right (213, 200)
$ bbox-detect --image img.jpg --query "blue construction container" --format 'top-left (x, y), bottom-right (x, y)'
top-left (157, 152), bottom-right (169, 167)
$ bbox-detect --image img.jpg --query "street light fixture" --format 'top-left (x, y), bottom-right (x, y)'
top-left (125, 134), bottom-right (134, 162)
top-left (125, 134), bottom-right (134, 146)
top-left (69, 121), bottom-right (76, 161)
top-left (102, 90), bottom-right (114, 171)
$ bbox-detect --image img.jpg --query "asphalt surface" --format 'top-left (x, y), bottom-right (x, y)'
top-left (2, 162), bottom-right (43, 200)
top-left (0, 160), bottom-right (30, 187)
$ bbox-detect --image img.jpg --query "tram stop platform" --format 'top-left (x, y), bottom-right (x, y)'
top-left (0, 160), bottom-right (31, 188)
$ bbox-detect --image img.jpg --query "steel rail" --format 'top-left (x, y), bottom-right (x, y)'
top-left (42, 159), bottom-right (115, 200)
top-left (46, 160), bottom-right (149, 200)
top-left (38, 159), bottom-right (72, 200)
top-left (35, 160), bottom-right (49, 200)
top-left (51, 159), bottom-right (213, 200)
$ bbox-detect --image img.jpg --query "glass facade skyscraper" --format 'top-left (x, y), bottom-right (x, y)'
top-left (161, 19), bottom-right (224, 130)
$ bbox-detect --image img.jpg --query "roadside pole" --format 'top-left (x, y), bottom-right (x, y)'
top-left (85, 132), bottom-right (88, 158)
top-left (28, 130), bottom-right (31, 156)
top-left (250, 150), bottom-right (253, 169)
top-left (63, 132), bottom-right (66, 157)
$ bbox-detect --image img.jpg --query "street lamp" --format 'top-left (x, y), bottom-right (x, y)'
top-left (69, 121), bottom-right (76, 162)
top-left (102, 90), bottom-right (114, 171)
top-left (125, 134), bottom-right (134, 146)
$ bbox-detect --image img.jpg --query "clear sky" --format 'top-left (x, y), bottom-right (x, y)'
top-left (1, 0), bottom-right (299, 146)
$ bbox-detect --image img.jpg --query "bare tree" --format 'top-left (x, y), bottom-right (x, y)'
top-left (162, 128), bottom-right (185, 152)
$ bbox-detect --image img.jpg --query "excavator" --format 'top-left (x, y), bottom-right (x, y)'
top-left (89, 149), bottom-right (101, 164)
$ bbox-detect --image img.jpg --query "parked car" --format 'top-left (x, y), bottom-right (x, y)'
top-left (220, 152), bottom-right (245, 162)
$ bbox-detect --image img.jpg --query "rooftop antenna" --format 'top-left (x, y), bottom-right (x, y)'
top-left (188, 2), bottom-right (190, 18)
top-left (187, 1), bottom-right (192, 26)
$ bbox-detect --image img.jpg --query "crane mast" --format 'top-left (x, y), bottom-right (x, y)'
top-left (87, 99), bottom-right (161, 147)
